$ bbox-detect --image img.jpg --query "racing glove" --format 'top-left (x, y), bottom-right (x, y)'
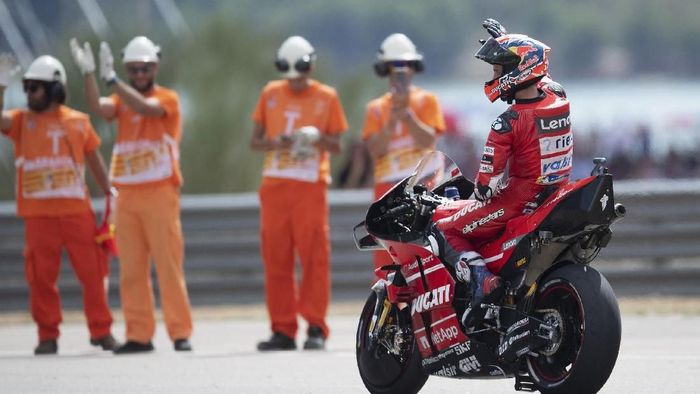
top-left (473, 174), bottom-right (504, 202)
top-left (70, 38), bottom-right (96, 75)
top-left (0, 53), bottom-right (19, 87)
top-left (483, 18), bottom-right (507, 38)
top-left (473, 182), bottom-right (493, 202)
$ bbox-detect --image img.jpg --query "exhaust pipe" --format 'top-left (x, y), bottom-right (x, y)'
top-left (611, 203), bottom-right (626, 224)
top-left (614, 203), bottom-right (626, 218)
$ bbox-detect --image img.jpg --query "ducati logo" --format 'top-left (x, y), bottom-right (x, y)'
top-left (411, 284), bottom-right (451, 315)
top-left (600, 194), bottom-right (609, 211)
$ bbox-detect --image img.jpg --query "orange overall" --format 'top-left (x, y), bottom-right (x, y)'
top-left (362, 87), bottom-right (446, 274)
top-left (1, 106), bottom-right (112, 341)
top-left (252, 79), bottom-right (348, 339)
top-left (108, 86), bottom-right (192, 343)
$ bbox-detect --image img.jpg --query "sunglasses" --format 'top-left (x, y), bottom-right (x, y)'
top-left (23, 81), bottom-right (43, 94)
top-left (126, 64), bottom-right (154, 75)
top-left (389, 61), bottom-right (413, 68)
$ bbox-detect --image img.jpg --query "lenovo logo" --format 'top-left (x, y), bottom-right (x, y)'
top-left (537, 112), bottom-right (571, 134)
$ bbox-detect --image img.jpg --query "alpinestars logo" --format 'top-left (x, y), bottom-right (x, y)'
top-left (462, 209), bottom-right (505, 234)
top-left (411, 284), bottom-right (451, 315)
top-left (490, 110), bottom-right (519, 134)
top-left (600, 194), bottom-right (609, 210)
top-left (491, 117), bottom-right (506, 132)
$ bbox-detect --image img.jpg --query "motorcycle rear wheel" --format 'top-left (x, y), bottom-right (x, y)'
top-left (356, 291), bottom-right (428, 394)
top-left (527, 263), bottom-right (621, 393)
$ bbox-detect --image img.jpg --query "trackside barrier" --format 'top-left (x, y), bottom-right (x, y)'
top-left (1, 180), bottom-right (700, 311)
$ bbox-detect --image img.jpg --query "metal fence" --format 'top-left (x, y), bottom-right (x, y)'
top-left (2, 180), bottom-right (700, 312)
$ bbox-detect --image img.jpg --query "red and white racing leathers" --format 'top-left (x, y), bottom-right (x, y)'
top-left (436, 86), bottom-right (572, 274)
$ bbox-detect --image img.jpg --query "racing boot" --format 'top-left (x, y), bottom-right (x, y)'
top-left (461, 263), bottom-right (503, 331)
top-left (427, 226), bottom-right (504, 330)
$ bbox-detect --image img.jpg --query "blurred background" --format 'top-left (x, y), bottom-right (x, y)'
top-left (1, 0), bottom-right (700, 199)
top-left (0, 0), bottom-right (699, 312)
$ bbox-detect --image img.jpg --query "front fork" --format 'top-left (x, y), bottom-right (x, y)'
top-left (368, 279), bottom-right (392, 345)
top-left (367, 277), bottom-right (413, 360)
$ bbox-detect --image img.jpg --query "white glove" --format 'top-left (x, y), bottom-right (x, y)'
top-left (69, 38), bottom-right (95, 74)
top-left (290, 126), bottom-right (320, 160)
top-left (0, 53), bottom-right (20, 87)
top-left (99, 42), bottom-right (116, 82)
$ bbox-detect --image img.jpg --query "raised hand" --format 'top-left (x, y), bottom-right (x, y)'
top-left (0, 53), bottom-right (20, 87)
top-left (70, 38), bottom-right (95, 75)
top-left (99, 42), bottom-right (116, 82)
top-left (483, 18), bottom-right (507, 38)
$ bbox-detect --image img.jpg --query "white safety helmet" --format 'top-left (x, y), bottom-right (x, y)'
top-left (23, 55), bottom-right (67, 85)
top-left (122, 36), bottom-right (161, 63)
top-left (274, 36), bottom-right (316, 79)
top-left (377, 33), bottom-right (423, 62)
top-left (374, 33), bottom-right (424, 77)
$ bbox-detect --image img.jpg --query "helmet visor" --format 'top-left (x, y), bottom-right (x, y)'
top-left (474, 37), bottom-right (519, 67)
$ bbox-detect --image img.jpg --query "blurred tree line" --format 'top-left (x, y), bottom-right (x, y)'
top-left (1, 0), bottom-right (699, 199)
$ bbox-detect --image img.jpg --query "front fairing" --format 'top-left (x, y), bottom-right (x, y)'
top-left (363, 151), bottom-right (474, 243)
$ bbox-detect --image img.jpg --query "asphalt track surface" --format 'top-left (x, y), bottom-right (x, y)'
top-left (0, 305), bottom-right (699, 393)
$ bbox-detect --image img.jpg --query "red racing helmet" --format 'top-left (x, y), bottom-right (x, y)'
top-left (475, 34), bottom-right (550, 102)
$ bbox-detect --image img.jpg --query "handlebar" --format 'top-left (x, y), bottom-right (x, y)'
top-left (370, 190), bottom-right (447, 231)
top-left (372, 203), bottom-right (413, 223)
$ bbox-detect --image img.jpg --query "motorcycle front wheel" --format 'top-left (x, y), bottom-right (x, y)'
top-left (527, 263), bottom-right (621, 394)
top-left (356, 291), bottom-right (428, 394)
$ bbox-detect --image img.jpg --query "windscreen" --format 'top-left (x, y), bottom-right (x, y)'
top-left (405, 151), bottom-right (462, 193)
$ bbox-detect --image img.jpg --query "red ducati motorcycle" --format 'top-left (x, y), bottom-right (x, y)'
top-left (354, 152), bottom-right (624, 393)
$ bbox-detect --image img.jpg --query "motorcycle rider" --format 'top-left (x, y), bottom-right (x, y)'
top-left (433, 19), bottom-right (573, 329)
